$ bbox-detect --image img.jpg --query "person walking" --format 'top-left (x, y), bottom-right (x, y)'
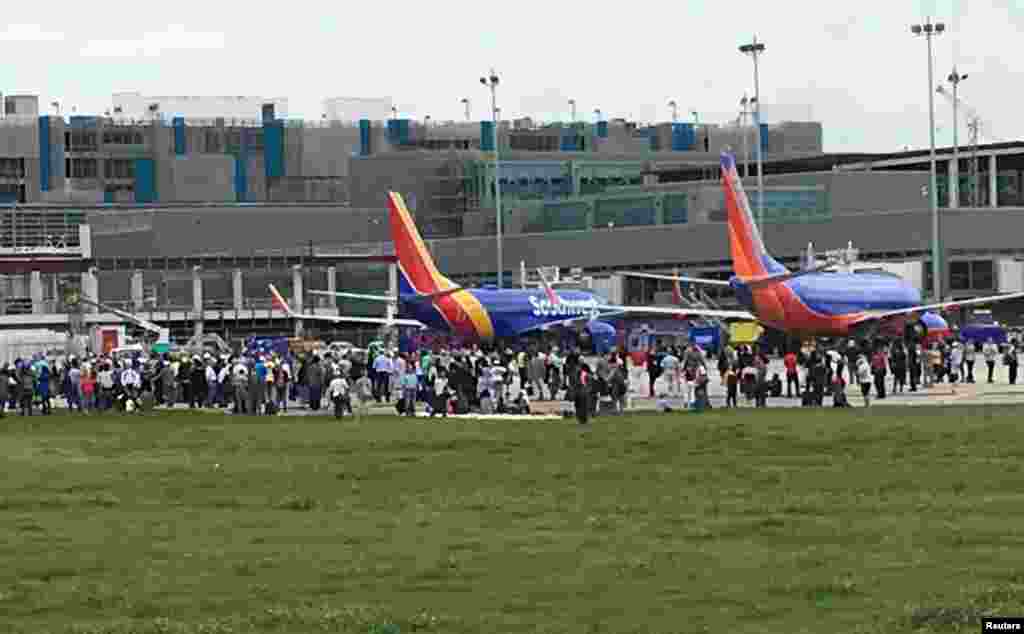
top-left (401, 364), bottom-right (419, 417)
top-left (574, 364), bottom-right (593, 425)
top-left (1006, 340), bottom-right (1020, 385)
top-left (871, 346), bottom-right (888, 399)
top-left (327, 372), bottom-right (349, 419)
top-left (856, 355), bottom-right (873, 407)
top-left (890, 341), bottom-right (907, 394)
top-left (964, 341), bottom-right (977, 383)
top-left (983, 338), bottom-right (999, 383)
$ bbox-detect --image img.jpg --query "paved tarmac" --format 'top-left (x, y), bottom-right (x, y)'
top-left (271, 359), bottom-right (1024, 417)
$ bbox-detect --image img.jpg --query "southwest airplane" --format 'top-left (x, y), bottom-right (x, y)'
top-left (268, 191), bottom-right (752, 345)
top-left (622, 152), bottom-right (1024, 340)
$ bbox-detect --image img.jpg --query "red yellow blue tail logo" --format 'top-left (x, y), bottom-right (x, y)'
top-left (387, 192), bottom-right (495, 339)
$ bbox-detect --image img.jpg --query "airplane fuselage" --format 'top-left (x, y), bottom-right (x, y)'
top-left (732, 271), bottom-right (947, 338)
top-left (399, 288), bottom-right (605, 342)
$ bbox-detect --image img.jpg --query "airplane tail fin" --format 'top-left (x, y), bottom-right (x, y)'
top-left (268, 284), bottom-right (294, 315)
top-left (387, 192), bottom-right (457, 295)
top-left (720, 152), bottom-right (787, 280)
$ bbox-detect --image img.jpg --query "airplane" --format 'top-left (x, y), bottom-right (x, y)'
top-left (623, 151), bottom-right (1024, 341)
top-left (272, 191), bottom-right (752, 348)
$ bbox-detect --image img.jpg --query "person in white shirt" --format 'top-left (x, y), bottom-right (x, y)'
top-left (430, 371), bottom-right (449, 418)
top-left (660, 352), bottom-right (681, 397)
top-left (372, 353), bottom-right (393, 403)
top-left (949, 343), bottom-right (964, 384)
top-left (856, 355), bottom-right (873, 407)
top-left (205, 363), bottom-right (218, 407)
top-left (963, 341), bottom-right (977, 383)
top-left (391, 355), bottom-right (406, 401)
top-left (327, 374), bottom-right (349, 419)
top-left (983, 339), bottom-right (1000, 383)
top-left (217, 363), bottom-right (230, 407)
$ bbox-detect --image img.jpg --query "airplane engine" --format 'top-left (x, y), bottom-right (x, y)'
top-left (585, 320), bottom-right (618, 354)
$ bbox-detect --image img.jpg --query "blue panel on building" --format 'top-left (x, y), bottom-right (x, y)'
top-left (235, 128), bottom-right (249, 201)
top-left (103, 190), bottom-right (114, 203)
top-left (671, 123), bottom-right (695, 151)
top-left (759, 123), bottom-right (768, 154)
top-left (560, 132), bottom-right (576, 152)
top-left (386, 119), bottom-right (399, 145)
top-left (69, 115), bottom-right (98, 129)
top-left (134, 159), bottom-right (156, 203)
top-left (359, 119), bottom-right (371, 156)
top-left (38, 116), bottom-right (51, 192)
top-left (264, 119), bottom-right (283, 178)
top-left (480, 121), bottom-right (495, 151)
top-left (397, 119), bottom-right (410, 145)
top-left (596, 121), bottom-right (608, 139)
top-left (173, 116), bottom-right (186, 155)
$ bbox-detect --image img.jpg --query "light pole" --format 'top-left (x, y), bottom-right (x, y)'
top-left (739, 95), bottom-right (750, 178)
top-left (480, 69), bottom-right (503, 289)
top-left (594, 108), bottom-right (602, 122)
top-left (740, 36), bottom-right (766, 232)
top-left (690, 109), bottom-right (701, 152)
top-left (944, 68), bottom-right (967, 208)
top-left (911, 18), bottom-right (945, 301)
top-left (460, 98), bottom-right (470, 122)
top-left (568, 99), bottom-right (576, 123)
top-left (668, 100), bottom-right (678, 123)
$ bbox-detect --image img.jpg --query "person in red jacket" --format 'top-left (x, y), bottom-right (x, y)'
top-left (783, 350), bottom-right (799, 398)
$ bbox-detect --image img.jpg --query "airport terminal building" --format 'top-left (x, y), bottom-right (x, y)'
top-left (1, 92), bottom-right (1023, 338)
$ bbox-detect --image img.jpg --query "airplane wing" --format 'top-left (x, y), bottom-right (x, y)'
top-left (619, 271), bottom-right (731, 287)
top-left (851, 291), bottom-right (1024, 326)
top-left (513, 306), bottom-right (754, 336)
top-left (269, 285), bottom-right (425, 328)
top-left (619, 263), bottom-right (834, 290)
top-left (307, 286), bottom-right (465, 304)
top-left (743, 263), bottom-right (836, 290)
top-left (595, 305), bottom-right (756, 320)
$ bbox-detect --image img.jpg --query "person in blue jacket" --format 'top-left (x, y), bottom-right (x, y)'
top-left (37, 363), bottom-right (51, 415)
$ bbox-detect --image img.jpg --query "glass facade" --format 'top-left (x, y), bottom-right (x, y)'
top-left (710, 188), bottom-right (829, 224)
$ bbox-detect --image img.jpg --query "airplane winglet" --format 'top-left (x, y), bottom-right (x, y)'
top-left (268, 284), bottom-right (294, 315)
top-left (671, 266), bottom-right (685, 305)
top-left (536, 268), bottom-right (561, 305)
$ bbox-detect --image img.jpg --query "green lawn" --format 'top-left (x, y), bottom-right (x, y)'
top-left (1, 406), bottom-right (1024, 633)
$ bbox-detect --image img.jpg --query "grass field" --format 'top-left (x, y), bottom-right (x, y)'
top-left (2, 406), bottom-right (1024, 634)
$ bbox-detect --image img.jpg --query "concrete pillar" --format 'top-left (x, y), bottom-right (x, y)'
top-left (192, 265), bottom-right (204, 336)
top-left (30, 270), bottom-right (44, 314)
top-left (386, 262), bottom-right (398, 323)
top-left (81, 267), bottom-right (99, 313)
top-left (326, 266), bottom-right (337, 309)
top-left (232, 268), bottom-right (243, 311)
top-left (989, 154), bottom-right (998, 208)
top-left (292, 264), bottom-right (304, 336)
top-left (948, 158), bottom-right (959, 209)
top-left (131, 270), bottom-right (144, 310)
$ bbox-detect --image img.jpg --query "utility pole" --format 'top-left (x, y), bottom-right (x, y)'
top-left (739, 94), bottom-right (751, 178)
top-left (946, 68), bottom-right (967, 208)
top-left (739, 36), bottom-right (766, 232)
top-left (911, 17), bottom-right (945, 301)
top-left (480, 69), bottom-right (503, 288)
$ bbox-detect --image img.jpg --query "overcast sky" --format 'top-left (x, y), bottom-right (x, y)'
top-left (0, 0), bottom-right (1017, 153)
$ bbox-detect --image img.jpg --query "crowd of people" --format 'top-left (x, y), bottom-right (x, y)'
top-left (0, 333), bottom-right (1019, 418)
top-left (0, 342), bottom-right (633, 422)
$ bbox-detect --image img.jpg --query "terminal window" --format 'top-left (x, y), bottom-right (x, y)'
top-left (949, 259), bottom-right (995, 291)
